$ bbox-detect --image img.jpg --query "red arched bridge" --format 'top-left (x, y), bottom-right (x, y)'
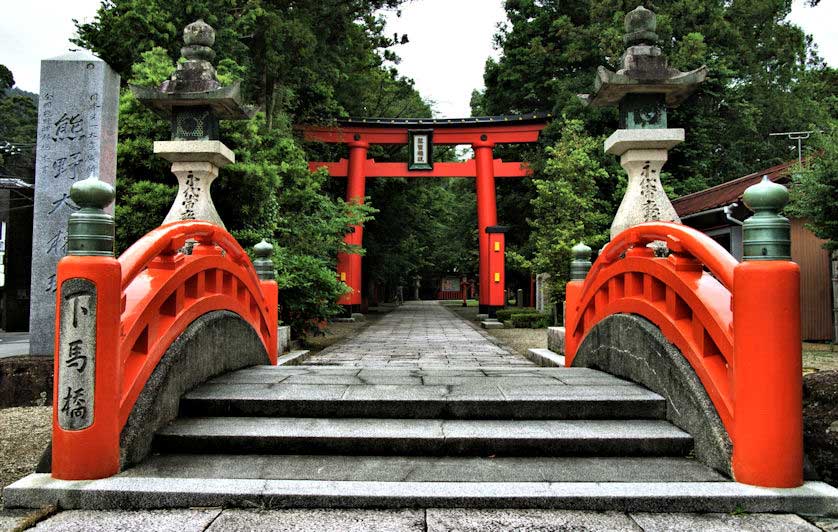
top-left (7, 176), bottom-right (834, 514)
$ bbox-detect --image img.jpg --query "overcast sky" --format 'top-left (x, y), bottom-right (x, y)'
top-left (1, 0), bottom-right (835, 118)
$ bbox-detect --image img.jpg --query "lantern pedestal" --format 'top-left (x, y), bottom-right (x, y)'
top-left (154, 140), bottom-right (234, 228)
top-left (605, 128), bottom-right (684, 239)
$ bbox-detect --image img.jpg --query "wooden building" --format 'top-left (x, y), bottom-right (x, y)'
top-left (672, 161), bottom-right (834, 341)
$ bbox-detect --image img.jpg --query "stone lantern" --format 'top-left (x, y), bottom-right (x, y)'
top-left (130, 19), bottom-right (250, 228)
top-left (581, 6), bottom-right (707, 238)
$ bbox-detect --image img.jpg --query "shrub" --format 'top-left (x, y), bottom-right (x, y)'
top-left (510, 311), bottom-right (551, 328)
top-left (495, 309), bottom-right (515, 322)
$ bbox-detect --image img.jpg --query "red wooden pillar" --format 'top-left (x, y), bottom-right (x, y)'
top-left (473, 139), bottom-right (498, 314)
top-left (337, 140), bottom-right (368, 311)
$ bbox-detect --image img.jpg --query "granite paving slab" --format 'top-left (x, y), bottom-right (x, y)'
top-left (426, 509), bottom-right (640, 531)
top-left (0, 509), bottom-right (32, 530)
top-left (7, 475), bottom-right (838, 513)
top-left (12, 508), bottom-right (831, 530)
top-left (205, 509), bottom-right (424, 531)
top-left (122, 454), bottom-right (726, 483)
top-left (153, 417), bottom-right (692, 456)
top-left (629, 512), bottom-right (820, 531)
top-left (29, 509), bottom-right (222, 531)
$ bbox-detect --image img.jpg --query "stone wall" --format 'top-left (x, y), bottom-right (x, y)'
top-left (572, 313), bottom-right (732, 476)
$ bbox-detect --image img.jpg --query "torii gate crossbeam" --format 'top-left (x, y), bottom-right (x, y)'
top-left (301, 114), bottom-right (549, 316)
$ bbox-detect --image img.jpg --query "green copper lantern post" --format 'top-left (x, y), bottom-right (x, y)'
top-left (253, 239), bottom-right (277, 281)
top-left (570, 242), bottom-right (593, 281)
top-left (742, 176), bottom-right (791, 261)
top-left (67, 177), bottom-right (116, 257)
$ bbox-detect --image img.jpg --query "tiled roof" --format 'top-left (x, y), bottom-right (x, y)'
top-left (672, 160), bottom-right (796, 217)
top-left (338, 112), bottom-right (551, 128)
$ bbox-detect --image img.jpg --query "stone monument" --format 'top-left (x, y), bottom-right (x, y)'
top-left (535, 273), bottom-right (551, 314)
top-left (29, 51), bottom-right (119, 356)
top-left (131, 20), bottom-right (249, 228)
top-left (581, 6), bottom-right (707, 238)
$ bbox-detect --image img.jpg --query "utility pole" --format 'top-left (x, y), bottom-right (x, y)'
top-left (769, 130), bottom-right (820, 163)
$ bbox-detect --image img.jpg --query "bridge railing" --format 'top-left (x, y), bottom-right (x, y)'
top-left (565, 179), bottom-right (802, 488)
top-left (51, 179), bottom-right (278, 480)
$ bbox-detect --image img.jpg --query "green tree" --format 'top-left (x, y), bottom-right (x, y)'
top-left (529, 119), bottom-right (612, 299)
top-left (481, 0), bottom-right (835, 190)
top-left (74, 1), bottom-right (419, 335)
top-left (0, 65), bottom-right (37, 179)
top-left (477, 0), bottom-right (836, 298)
top-left (788, 123), bottom-right (838, 251)
top-left (0, 65), bottom-right (14, 92)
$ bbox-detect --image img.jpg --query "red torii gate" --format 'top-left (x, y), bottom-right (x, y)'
top-left (301, 114), bottom-right (549, 316)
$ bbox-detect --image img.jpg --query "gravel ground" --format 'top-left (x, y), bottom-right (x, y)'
top-left (485, 327), bottom-right (548, 357)
top-left (0, 406), bottom-right (51, 496)
top-left (440, 301), bottom-right (548, 358)
top-left (804, 343), bottom-right (838, 373)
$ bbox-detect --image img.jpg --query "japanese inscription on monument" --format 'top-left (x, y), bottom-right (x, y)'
top-left (29, 51), bottom-right (119, 356)
top-left (57, 279), bottom-right (97, 430)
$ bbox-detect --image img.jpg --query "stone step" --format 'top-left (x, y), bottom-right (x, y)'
top-left (183, 366), bottom-right (665, 420)
top-left (181, 384), bottom-right (665, 420)
top-left (7, 474), bottom-right (838, 514)
top-left (122, 454), bottom-right (727, 483)
top-left (154, 418), bottom-right (693, 457)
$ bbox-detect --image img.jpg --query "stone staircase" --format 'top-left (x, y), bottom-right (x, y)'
top-left (6, 365), bottom-right (838, 514)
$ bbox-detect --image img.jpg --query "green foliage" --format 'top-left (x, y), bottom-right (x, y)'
top-left (114, 181), bottom-right (176, 252)
top-left (364, 177), bottom-right (476, 294)
top-left (788, 123), bottom-right (838, 251)
top-left (528, 120), bottom-right (612, 300)
top-left (495, 308), bottom-right (549, 328)
top-left (495, 309), bottom-right (515, 322)
top-left (76, 1), bottom-right (416, 336)
top-left (0, 93), bottom-right (37, 145)
top-left (509, 310), bottom-right (550, 329)
top-left (482, 0), bottom-right (835, 190)
top-left (73, 0), bottom-right (409, 123)
top-left (478, 0), bottom-right (835, 302)
top-left (0, 65), bottom-right (37, 179)
top-left (0, 64), bottom-right (14, 91)
top-left (130, 47), bottom-right (176, 87)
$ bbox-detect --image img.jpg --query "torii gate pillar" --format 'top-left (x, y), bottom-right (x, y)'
top-left (337, 140), bottom-right (369, 310)
top-left (473, 139), bottom-right (503, 316)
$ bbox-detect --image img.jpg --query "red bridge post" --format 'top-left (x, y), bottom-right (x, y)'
top-left (564, 242), bottom-right (592, 365)
top-left (732, 177), bottom-right (802, 487)
top-left (253, 239), bottom-right (279, 363)
top-left (52, 179), bottom-right (122, 480)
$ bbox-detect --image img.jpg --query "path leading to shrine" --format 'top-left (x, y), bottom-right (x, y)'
top-left (308, 301), bottom-right (530, 367)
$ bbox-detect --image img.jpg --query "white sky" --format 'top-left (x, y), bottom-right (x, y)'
top-left (0, 0), bottom-right (835, 118)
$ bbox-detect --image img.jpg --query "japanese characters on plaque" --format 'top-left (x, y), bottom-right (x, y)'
top-left (408, 129), bottom-right (433, 171)
top-left (28, 52), bottom-right (119, 356)
top-left (57, 279), bottom-right (97, 430)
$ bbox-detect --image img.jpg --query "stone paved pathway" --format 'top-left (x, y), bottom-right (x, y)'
top-left (307, 301), bottom-right (532, 367)
top-left (6, 507), bottom-right (824, 531)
